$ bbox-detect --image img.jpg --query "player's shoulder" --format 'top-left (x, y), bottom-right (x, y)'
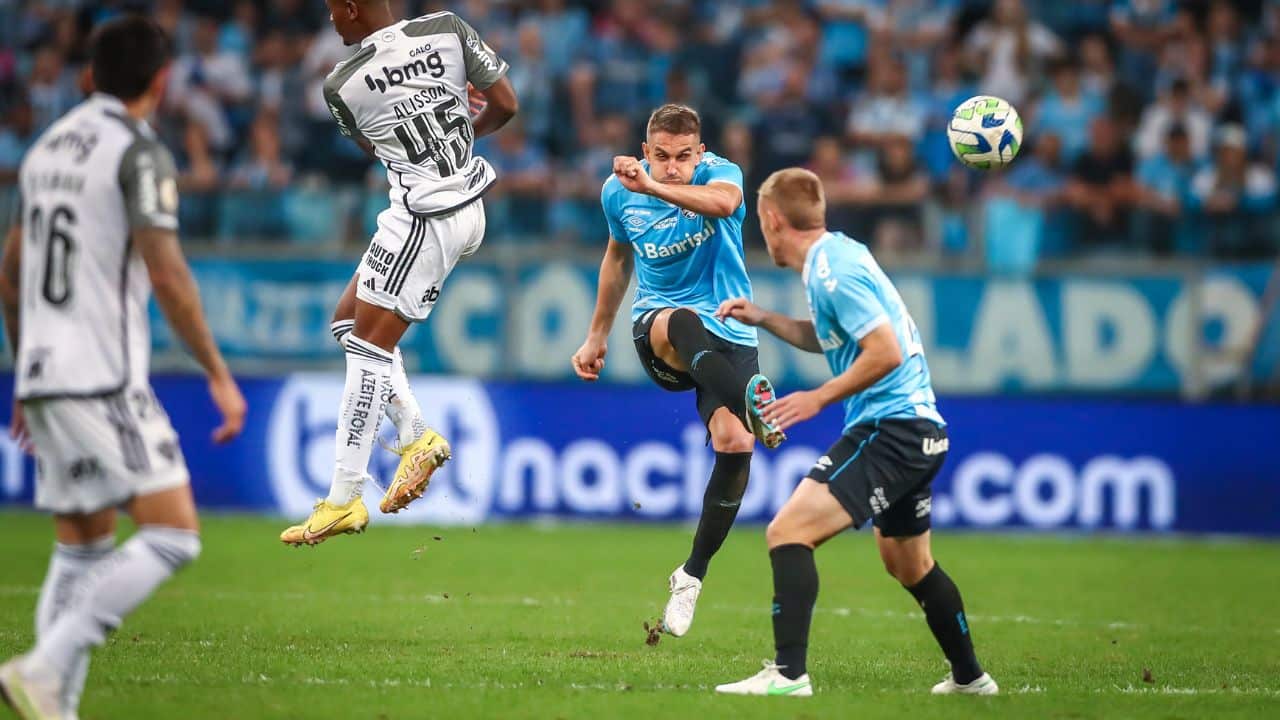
top-left (323, 43), bottom-right (379, 97)
top-left (698, 151), bottom-right (740, 173)
top-left (600, 173), bottom-right (627, 206)
top-left (402, 9), bottom-right (466, 37)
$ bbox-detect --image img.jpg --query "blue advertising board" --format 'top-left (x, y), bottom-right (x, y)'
top-left (134, 259), bottom-right (1272, 395)
top-left (3, 374), bottom-right (1278, 535)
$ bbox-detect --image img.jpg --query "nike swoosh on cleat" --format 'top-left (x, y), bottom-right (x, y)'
top-left (766, 681), bottom-right (809, 695)
top-left (302, 512), bottom-right (351, 542)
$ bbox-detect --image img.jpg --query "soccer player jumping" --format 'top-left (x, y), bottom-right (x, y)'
top-left (280, 1), bottom-right (518, 545)
top-left (572, 104), bottom-right (785, 638)
top-left (713, 168), bottom-right (996, 697)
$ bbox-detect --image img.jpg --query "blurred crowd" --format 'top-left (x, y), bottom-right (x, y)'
top-left (1, 0), bottom-right (1279, 265)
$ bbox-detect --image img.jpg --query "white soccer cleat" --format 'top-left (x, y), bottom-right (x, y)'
top-left (931, 671), bottom-right (998, 695)
top-left (0, 655), bottom-right (66, 720)
top-left (661, 565), bottom-right (702, 637)
top-left (715, 660), bottom-right (813, 697)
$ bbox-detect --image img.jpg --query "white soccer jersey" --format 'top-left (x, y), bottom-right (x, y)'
top-left (324, 11), bottom-right (510, 216)
top-left (14, 93), bottom-right (178, 400)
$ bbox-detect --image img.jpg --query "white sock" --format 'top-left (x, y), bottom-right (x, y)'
top-left (36, 536), bottom-right (114, 712)
top-left (327, 335), bottom-right (393, 506)
top-left (331, 321), bottom-right (424, 448)
top-left (28, 527), bottom-right (200, 679)
top-left (387, 347), bottom-right (427, 447)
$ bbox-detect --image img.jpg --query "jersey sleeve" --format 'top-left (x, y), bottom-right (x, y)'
top-left (323, 79), bottom-right (367, 143)
top-left (819, 262), bottom-right (890, 342)
top-left (702, 156), bottom-right (744, 191)
top-left (601, 178), bottom-right (627, 242)
top-left (451, 14), bottom-right (509, 89)
top-left (118, 138), bottom-right (179, 232)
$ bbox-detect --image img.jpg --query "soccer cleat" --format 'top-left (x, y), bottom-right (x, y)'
top-left (279, 497), bottom-right (369, 546)
top-left (931, 672), bottom-right (999, 696)
top-left (744, 374), bottom-right (786, 449)
top-left (661, 565), bottom-right (702, 637)
top-left (379, 429), bottom-right (451, 514)
top-left (0, 655), bottom-right (65, 720)
top-left (715, 660), bottom-right (813, 697)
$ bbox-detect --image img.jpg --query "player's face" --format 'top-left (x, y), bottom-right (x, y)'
top-left (643, 132), bottom-right (703, 185)
top-left (326, 0), bottom-right (361, 45)
top-left (757, 196), bottom-right (786, 267)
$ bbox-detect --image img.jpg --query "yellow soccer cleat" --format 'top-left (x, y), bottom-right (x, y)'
top-left (280, 497), bottom-right (369, 546)
top-left (379, 429), bottom-right (451, 514)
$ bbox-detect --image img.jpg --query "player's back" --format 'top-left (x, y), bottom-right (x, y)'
top-left (804, 232), bottom-right (941, 428)
top-left (15, 94), bottom-right (174, 400)
top-left (324, 11), bottom-right (508, 216)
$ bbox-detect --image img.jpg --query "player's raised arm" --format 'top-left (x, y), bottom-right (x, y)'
top-left (612, 155), bottom-right (742, 218)
top-left (573, 238), bottom-right (633, 381)
top-left (716, 298), bottom-right (823, 353)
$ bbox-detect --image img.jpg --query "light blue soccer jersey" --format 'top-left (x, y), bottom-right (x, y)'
top-left (803, 232), bottom-right (944, 430)
top-left (601, 152), bottom-right (757, 347)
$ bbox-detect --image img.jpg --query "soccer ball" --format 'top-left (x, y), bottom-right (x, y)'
top-left (947, 95), bottom-right (1022, 170)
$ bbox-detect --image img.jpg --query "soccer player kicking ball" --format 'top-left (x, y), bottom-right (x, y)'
top-left (713, 168), bottom-right (996, 697)
top-left (280, 0), bottom-right (518, 545)
top-left (572, 104), bottom-right (785, 638)
top-left (0, 17), bottom-right (246, 719)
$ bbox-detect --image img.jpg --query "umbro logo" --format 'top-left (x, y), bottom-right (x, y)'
top-left (625, 215), bottom-right (647, 228)
top-left (815, 455), bottom-right (833, 470)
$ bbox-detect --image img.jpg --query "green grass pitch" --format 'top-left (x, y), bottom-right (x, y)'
top-left (2, 511), bottom-right (1278, 719)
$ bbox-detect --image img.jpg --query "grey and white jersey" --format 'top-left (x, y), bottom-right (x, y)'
top-left (14, 93), bottom-right (179, 400)
top-left (324, 12), bottom-right (509, 217)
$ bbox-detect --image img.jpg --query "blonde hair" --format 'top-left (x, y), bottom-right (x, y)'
top-left (757, 168), bottom-right (826, 230)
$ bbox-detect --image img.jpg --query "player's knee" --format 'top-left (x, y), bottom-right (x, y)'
top-left (711, 425), bottom-right (754, 454)
top-left (883, 551), bottom-right (931, 586)
top-left (766, 515), bottom-right (808, 549)
top-left (330, 318), bottom-right (354, 349)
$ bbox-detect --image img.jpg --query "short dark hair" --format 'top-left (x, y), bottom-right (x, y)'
top-left (647, 104), bottom-right (701, 138)
top-left (91, 15), bottom-right (171, 101)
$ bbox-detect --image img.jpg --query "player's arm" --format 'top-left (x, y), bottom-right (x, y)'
top-left (323, 81), bottom-right (375, 158)
top-left (123, 139), bottom-right (245, 442)
top-left (0, 219), bottom-right (21, 354)
top-left (716, 298), bottom-right (821, 353)
top-left (572, 238), bottom-right (633, 381)
top-left (454, 14), bottom-right (518, 139)
top-left (613, 155), bottom-right (742, 218)
top-left (764, 323), bottom-right (903, 431)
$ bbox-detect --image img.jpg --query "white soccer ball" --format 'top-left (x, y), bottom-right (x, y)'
top-left (947, 95), bottom-right (1023, 170)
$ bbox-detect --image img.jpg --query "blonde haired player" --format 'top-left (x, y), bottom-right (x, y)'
top-left (281, 0), bottom-right (517, 545)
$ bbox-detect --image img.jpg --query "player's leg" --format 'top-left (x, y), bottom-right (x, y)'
top-left (663, 406), bottom-right (754, 637)
top-left (331, 273), bottom-right (428, 451)
top-left (5, 488), bottom-right (201, 720)
top-left (649, 308), bottom-right (785, 448)
top-left (715, 478), bottom-right (852, 696)
top-left (876, 527), bottom-right (996, 695)
top-left (41, 513), bottom-right (116, 713)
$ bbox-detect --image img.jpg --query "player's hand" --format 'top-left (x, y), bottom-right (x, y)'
top-left (466, 82), bottom-right (487, 116)
top-left (613, 156), bottom-right (656, 195)
top-left (9, 400), bottom-right (32, 455)
top-left (762, 390), bottom-right (824, 431)
top-left (207, 371), bottom-right (247, 444)
top-left (716, 297), bottom-right (766, 326)
top-left (571, 336), bottom-right (608, 382)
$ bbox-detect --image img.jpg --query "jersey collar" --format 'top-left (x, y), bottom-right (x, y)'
top-left (803, 232), bottom-right (833, 275)
top-left (88, 93), bottom-right (127, 113)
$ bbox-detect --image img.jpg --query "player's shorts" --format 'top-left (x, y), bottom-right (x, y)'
top-left (807, 418), bottom-right (948, 537)
top-left (22, 386), bottom-right (190, 515)
top-left (631, 308), bottom-right (760, 427)
top-left (356, 199), bottom-right (485, 323)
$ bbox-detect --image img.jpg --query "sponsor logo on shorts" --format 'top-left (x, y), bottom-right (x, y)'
top-left (68, 457), bottom-right (103, 482)
top-left (922, 437), bottom-right (949, 456)
top-left (421, 286), bottom-right (440, 304)
top-left (652, 366), bottom-right (681, 384)
top-left (365, 242), bottom-right (396, 276)
top-left (915, 496), bottom-right (932, 518)
top-left (869, 486), bottom-right (888, 514)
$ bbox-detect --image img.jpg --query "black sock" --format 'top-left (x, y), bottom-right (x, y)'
top-left (683, 452), bottom-right (751, 580)
top-left (665, 309), bottom-right (749, 420)
top-left (905, 563), bottom-right (983, 684)
top-left (770, 543), bottom-right (817, 680)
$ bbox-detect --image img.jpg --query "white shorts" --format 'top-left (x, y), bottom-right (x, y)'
top-left (357, 200), bottom-right (486, 322)
top-left (23, 386), bottom-right (190, 514)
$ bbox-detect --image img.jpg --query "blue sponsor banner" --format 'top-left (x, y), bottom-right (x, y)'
top-left (3, 374), bottom-right (1278, 535)
top-left (128, 259), bottom-right (1274, 394)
